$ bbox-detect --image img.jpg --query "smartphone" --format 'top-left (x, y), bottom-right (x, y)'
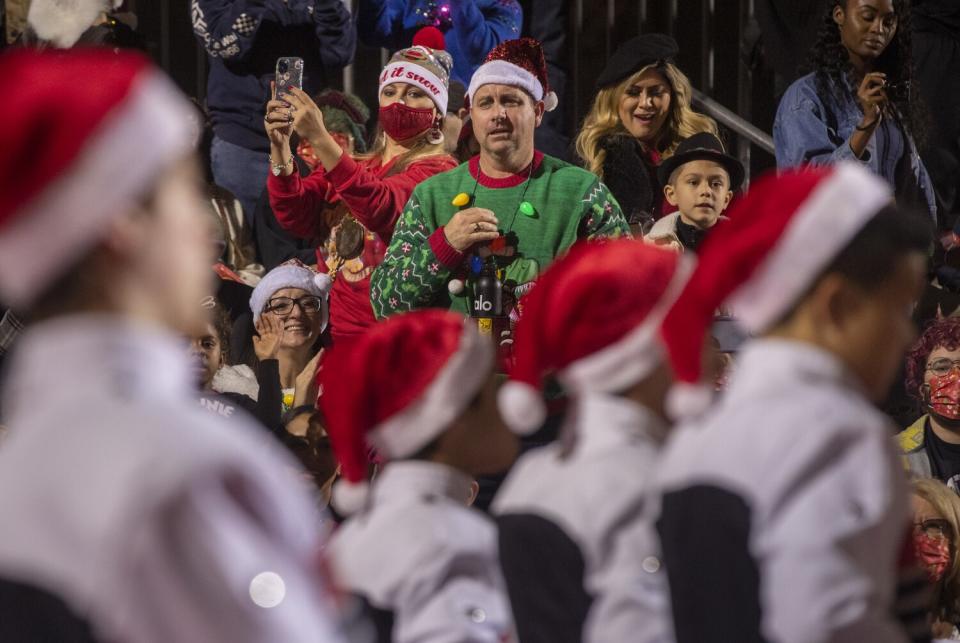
top-left (275, 57), bottom-right (304, 98)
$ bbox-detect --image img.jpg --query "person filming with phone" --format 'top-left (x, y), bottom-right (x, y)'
top-left (264, 41), bottom-right (457, 344)
top-left (191, 0), bottom-right (355, 224)
top-left (773, 0), bottom-right (937, 223)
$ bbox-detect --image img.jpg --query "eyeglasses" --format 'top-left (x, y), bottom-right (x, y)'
top-left (915, 518), bottom-right (953, 540)
top-left (265, 295), bottom-right (322, 316)
top-left (926, 358), bottom-right (960, 377)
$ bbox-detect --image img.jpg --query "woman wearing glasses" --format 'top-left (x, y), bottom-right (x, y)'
top-left (901, 317), bottom-right (960, 486)
top-left (774, 0), bottom-right (937, 222)
top-left (912, 479), bottom-right (960, 639)
top-left (248, 260), bottom-right (332, 432)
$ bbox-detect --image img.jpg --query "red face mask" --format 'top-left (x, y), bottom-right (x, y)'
top-left (927, 369), bottom-right (960, 420)
top-left (379, 102), bottom-right (434, 142)
top-left (913, 531), bottom-right (952, 584)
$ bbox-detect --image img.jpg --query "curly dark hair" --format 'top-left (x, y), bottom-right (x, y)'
top-left (807, 0), bottom-right (926, 148)
top-left (904, 317), bottom-right (960, 400)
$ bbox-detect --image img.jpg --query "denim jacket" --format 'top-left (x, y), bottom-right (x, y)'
top-left (774, 71), bottom-right (937, 222)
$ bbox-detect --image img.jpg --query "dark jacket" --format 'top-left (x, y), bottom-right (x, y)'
top-left (598, 134), bottom-right (661, 229)
top-left (191, 0), bottom-right (355, 153)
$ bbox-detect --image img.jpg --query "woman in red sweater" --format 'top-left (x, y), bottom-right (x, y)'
top-left (264, 44), bottom-right (457, 342)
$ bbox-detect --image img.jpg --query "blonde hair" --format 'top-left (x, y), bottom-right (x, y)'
top-left (575, 62), bottom-right (718, 180)
top-left (914, 479), bottom-right (960, 623)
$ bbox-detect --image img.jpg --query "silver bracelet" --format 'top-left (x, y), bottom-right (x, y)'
top-left (270, 156), bottom-right (294, 177)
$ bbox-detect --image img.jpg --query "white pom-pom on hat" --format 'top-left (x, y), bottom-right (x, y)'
top-left (543, 91), bottom-right (558, 112)
top-left (313, 272), bottom-right (332, 296)
top-left (497, 380), bottom-right (546, 436)
top-left (331, 479), bottom-right (370, 516)
top-left (665, 382), bottom-right (714, 423)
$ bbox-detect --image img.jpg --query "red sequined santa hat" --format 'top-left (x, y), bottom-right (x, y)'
top-left (660, 162), bottom-right (893, 419)
top-left (0, 48), bottom-right (196, 310)
top-left (467, 37), bottom-right (558, 112)
top-left (319, 310), bottom-right (493, 514)
top-left (498, 240), bottom-right (693, 435)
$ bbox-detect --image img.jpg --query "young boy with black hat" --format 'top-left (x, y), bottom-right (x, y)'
top-left (645, 132), bottom-right (744, 253)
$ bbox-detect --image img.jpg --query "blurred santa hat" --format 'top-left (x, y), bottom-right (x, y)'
top-left (319, 310), bottom-right (493, 514)
top-left (28, 0), bottom-right (124, 48)
top-left (499, 239), bottom-right (693, 435)
top-left (0, 48), bottom-right (196, 309)
top-left (660, 163), bottom-right (892, 420)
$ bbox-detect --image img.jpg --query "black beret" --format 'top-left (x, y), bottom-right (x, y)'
top-left (595, 33), bottom-right (679, 90)
top-left (657, 132), bottom-right (745, 190)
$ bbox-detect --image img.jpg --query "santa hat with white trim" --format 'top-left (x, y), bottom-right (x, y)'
top-left (249, 259), bottom-right (332, 330)
top-left (498, 239), bottom-right (693, 435)
top-left (467, 37), bottom-right (558, 112)
top-left (0, 48), bottom-right (196, 310)
top-left (660, 162), bottom-right (894, 420)
top-left (319, 309), bottom-right (493, 514)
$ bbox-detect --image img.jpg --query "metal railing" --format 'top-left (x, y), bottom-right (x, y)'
top-left (692, 88), bottom-right (775, 188)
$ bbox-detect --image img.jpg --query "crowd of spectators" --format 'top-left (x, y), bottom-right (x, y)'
top-left (2, 0), bottom-right (960, 641)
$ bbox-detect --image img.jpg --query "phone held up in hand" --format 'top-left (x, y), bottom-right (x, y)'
top-left (275, 57), bottom-right (304, 98)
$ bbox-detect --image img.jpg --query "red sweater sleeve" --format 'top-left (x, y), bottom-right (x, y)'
top-left (267, 167), bottom-right (337, 240)
top-left (325, 154), bottom-right (458, 243)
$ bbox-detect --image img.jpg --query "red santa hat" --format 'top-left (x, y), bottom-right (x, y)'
top-left (0, 48), bottom-right (196, 310)
top-left (498, 240), bottom-right (693, 435)
top-left (660, 162), bottom-right (893, 419)
top-left (467, 37), bottom-right (558, 112)
top-left (319, 310), bottom-right (493, 514)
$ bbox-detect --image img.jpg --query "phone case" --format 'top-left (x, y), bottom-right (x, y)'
top-left (275, 57), bottom-right (304, 97)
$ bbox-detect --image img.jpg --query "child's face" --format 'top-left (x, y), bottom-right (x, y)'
top-left (664, 160), bottom-right (734, 229)
top-left (187, 321), bottom-right (223, 388)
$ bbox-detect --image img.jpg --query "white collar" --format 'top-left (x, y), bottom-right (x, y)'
top-left (3, 314), bottom-right (192, 423)
top-left (371, 460), bottom-right (474, 506)
top-left (727, 337), bottom-right (863, 400)
top-left (561, 393), bottom-right (667, 455)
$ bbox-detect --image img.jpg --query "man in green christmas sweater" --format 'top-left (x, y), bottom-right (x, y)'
top-left (371, 37), bottom-right (630, 321)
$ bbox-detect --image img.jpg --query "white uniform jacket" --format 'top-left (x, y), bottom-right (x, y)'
top-left (0, 316), bottom-right (351, 643)
top-left (654, 339), bottom-right (911, 643)
top-left (492, 393), bottom-right (673, 643)
top-left (327, 460), bottom-right (515, 643)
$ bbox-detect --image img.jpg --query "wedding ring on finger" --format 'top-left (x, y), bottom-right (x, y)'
top-left (474, 223), bottom-right (482, 233)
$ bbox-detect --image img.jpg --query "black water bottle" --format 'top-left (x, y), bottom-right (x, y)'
top-left (472, 257), bottom-right (503, 335)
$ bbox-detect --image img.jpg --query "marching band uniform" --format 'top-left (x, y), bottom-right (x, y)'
top-left (0, 50), bottom-right (349, 643)
top-left (654, 164), bottom-right (923, 643)
top-left (320, 310), bottom-right (516, 643)
top-left (492, 240), bottom-right (688, 643)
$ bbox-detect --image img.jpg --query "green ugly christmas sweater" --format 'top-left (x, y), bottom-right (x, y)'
top-left (371, 153), bottom-right (631, 319)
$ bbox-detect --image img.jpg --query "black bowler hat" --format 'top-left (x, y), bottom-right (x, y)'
top-left (657, 132), bottom-right (745, 190)
top-left (595, 33), bottom-right (679, 90)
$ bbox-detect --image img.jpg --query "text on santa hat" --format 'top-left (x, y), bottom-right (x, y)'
top-left (380, 66), bottom-right (441, 96)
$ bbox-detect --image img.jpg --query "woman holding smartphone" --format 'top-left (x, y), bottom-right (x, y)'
top-left (774, 0), bottom-right (937, 222)
top-left (264, 43), bottom-right (457, 343)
